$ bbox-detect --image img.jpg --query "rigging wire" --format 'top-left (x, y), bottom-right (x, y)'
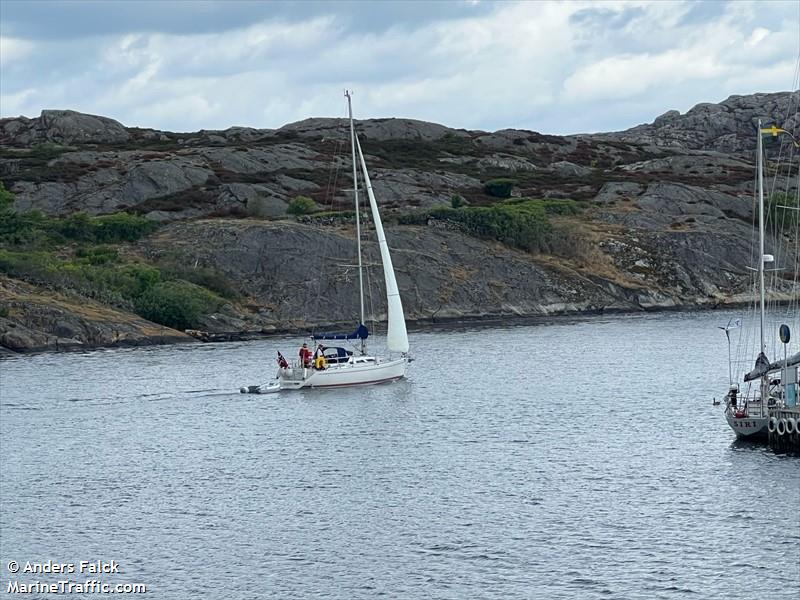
top-left (735, 78), bottom-right (799, 390)
top-left (310, 120), bottom-right (346, 315)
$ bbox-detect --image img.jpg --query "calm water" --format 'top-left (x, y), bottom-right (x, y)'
top-left (1, 311), bottom-right (798, 599)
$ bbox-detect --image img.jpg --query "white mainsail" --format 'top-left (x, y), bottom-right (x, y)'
top-left (354, 135), bottom-right (409, 353)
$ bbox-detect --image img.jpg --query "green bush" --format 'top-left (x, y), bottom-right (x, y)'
top-left (398, 199), bottom-right (553, 252)
top-left (134, 280), bottom-right (223, 330)
top-left (0, 249), bottom-right (57, 280)
top-left (53, 211), bottom-right (157, 243)
top-left (395, 199), bottom-right (585, 252)
top-left (0, 250), bottom-right (160, 302)
top-left (450, 194), bottom-right (466, 209)
top-left (506, 197), bottom-right (584, 216)
top-left (74, 245), bottom-right (120, 265)
top-left (0, 186), bottom-right (225, 331)
top-left (770, 192), bottom-right (799, 230)
top-left (90, 212), bottom-right (158, 242)
top-left (0, 207), bottom-right (157, 249)
top-left (0, 182), bottom-right (13, 211)
top-left (286, 195), bottom-right (317, 215)
top-left (88, 263), bottom-right (162, 299)
top-left (483, 178), bottom-right (517, 198)
top-left (30, 142), bottom-right (69, 160)
top-left (157, 259), bottom-right (238, 300)
top-left (57, 212), bottom-right (93, 240)
top-left (0, 210), bottom-right (51, 246)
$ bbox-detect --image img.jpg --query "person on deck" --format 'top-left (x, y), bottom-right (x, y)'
top-left (299, 343), bottom-right (312, 368)
top-left (312, 344), bottom-right (327, 369)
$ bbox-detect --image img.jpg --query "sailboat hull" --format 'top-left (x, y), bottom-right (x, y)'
top-left (278, 357), bottom-right (407, 390)
top-left (724, 409), bottom-right (769, 440)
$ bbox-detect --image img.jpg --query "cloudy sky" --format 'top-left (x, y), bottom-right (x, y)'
top-left (1, 0), bottom-right (798, 134)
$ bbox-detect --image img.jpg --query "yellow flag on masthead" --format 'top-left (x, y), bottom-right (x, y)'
top-left (760, 125), bottom-right (787, 136)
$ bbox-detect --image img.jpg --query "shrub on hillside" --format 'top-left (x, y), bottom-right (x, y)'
top-left (0, 182), bottom-right (13, 211)
top-left (91, 212), bottom-right (158, 242)
top-left (134, 280), bottom-right (223, 331)
top-left (770, 192), bottom-right (799, 230)
top-left (157, 257), bottom-right (238, 300)
top-left (90, 263), bottom-right (162, 299)
top-left (286, 195), bottom-right (317, 215)
top-left (506, 197), bottom-right (584, 216)
top-left (0, 206), bottom-right (157, 248)
top-left (397, 200), bottom-right (552, 252)
top-left (55, 212), bottom-right (157, 243)
top-left (74, 245), bottom-right (120, 265)
top-left (0, 249), bottom-right (56, 280)
top-left (483, 178), bottom-right (517, 199)
top-left (450, 194), bottom-right (466, 209)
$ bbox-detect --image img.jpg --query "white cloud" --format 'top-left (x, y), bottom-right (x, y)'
top-left (563, 49), bottom-right (725, 101)
top-left (0, 0), bottom-right (797, 134)
top-left (0, 88), bottom-right (36, 116)
top-left (747, 27), bottom-right (770, 48)
top-left (561, 1), bottom-right (798, 114)
top-left (0, 36), bottom-right (34, 66)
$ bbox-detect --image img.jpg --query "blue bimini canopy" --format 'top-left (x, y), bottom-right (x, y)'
top-left (313, 324), bottom-right (368, 341)
top-left (324, 346), bottom-right (352, 363)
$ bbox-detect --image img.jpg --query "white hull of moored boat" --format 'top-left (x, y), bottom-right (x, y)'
top-left (725, 410), bottom-right (769, 440)
top-left (278, 357), bottom-right (407, 390)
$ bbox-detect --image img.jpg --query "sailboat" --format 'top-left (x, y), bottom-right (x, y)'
top-left (273, 91), bottom-right (409, 390)
top-left (722, 120), bottom-right (800, 439)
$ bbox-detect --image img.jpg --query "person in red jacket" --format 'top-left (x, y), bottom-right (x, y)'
top-left (299, 343), bottom-right (312, 368)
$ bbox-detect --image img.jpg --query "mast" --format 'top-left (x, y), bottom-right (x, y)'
top-left (345, 90), bottom-right (366, 354)
top-left (757, 118), bottom-right (766, 355)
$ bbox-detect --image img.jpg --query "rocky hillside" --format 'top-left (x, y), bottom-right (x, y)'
top-left (0, 91), bottom-right (798, 353)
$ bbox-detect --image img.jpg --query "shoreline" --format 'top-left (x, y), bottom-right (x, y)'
top-left (0, 298), bottom-right (766, 358)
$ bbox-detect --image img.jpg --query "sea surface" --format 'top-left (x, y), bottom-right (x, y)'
top-left (1, 311), bottom-right (798, 599)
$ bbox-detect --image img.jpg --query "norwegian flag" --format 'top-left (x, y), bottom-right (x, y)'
top-left (277, 351), bottom-right (289, 368)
